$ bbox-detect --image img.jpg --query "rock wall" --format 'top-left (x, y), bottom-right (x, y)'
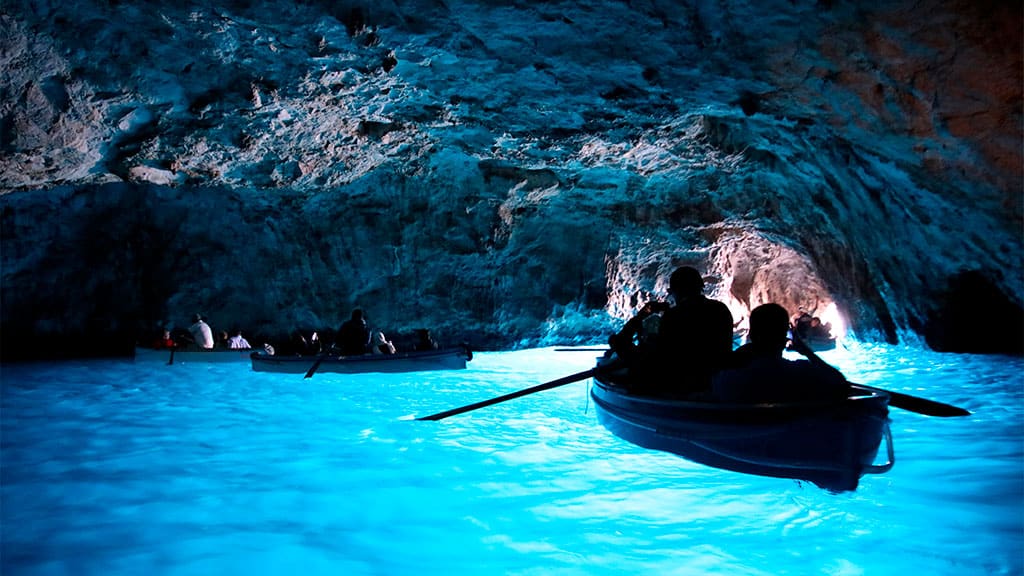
top-left (1, 0), bottom-right (1021, 358)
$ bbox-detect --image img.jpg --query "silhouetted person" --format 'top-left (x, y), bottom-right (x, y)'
top-left (657, 266), bottom-right (734, 395)
top-left (714, 303), bottom-right (849, 403)
top-left (793, 311), bottom-right (814, 340)
top-left (291, 329), bottom-right (321, 355)
top-left (608, 300), bottom-right (671, 355)
top-left (609, 266), bottom-right (733, 396)
top-left (808, 316), bottom-right (832, 340)
top-left (337, 309), bottom-right (370, 355)
top-left (414, 328), bottom-right (438, 351)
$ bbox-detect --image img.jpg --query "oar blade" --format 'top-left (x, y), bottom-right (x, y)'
top-left (857, 383), bottom-right (971, 417)
top-left (881, 389), bottom-right (971, 417)
top-left (304, 354), bottom-right (328, 379)
top-left (793, 329), bottom-right (971, 418)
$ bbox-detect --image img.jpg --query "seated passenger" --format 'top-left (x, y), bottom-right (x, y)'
top-left (371, 331), bottom-right (396, 355)
top-left (228, 330), bottom-right (251, 349)
top-left (152, 329), bottom-right (176, 350)
top-left (290, 329), bottom-right (321, 355)
top-left (337, 309), bottom-right (371, 355)
top-left (609, 266), bottom-right (734, 397)
top-left (714, 303), bottom-right (849, 403)
top-left (808, 316), bottom-right (833, 340)
top-left (793, 311), bottom-right (814, 340)
top-left (189, 314), bottom-right (214, 350)
top-left (413, 328), bottom-right (438, 351)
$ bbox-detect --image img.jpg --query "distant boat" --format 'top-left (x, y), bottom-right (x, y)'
top-left (134, 347), bottom-right (254, 363)
top-left (589, 369), bottom-right (894, 492)
top-left (803, 336), bottom-right (837, 352)
top-left (249, 347), bottom-right (472, 374)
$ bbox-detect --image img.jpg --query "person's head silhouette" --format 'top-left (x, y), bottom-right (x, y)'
top-left (748, 303), bottom-right (791, 354)
top-left (668, 266), bottom-right (704, 300)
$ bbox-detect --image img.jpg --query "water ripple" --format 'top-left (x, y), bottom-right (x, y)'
top-left (1, 347), bottom-right (1021, 575)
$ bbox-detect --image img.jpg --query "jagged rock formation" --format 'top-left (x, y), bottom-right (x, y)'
top-left (1, 0), bottom-right (1021, 359)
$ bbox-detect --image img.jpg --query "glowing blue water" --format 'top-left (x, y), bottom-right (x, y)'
top-left (2, 344), bottom-right (1021, 575)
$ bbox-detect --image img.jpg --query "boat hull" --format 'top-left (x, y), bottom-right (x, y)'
top-left (250, 347), bottom-right (471, 374)
top-left (134, 347), bottom-right (255, 363)
top-left (590, 376), bottom-right (892, 492)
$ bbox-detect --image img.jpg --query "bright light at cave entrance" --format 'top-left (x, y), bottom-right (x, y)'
top-left (820, 302), bottom-right (846, 339)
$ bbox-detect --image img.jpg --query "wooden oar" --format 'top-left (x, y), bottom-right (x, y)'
top-left (304, 352), bottom-right (330, 379)
top-left (167, 346), bottom-right (176, 366)
top-left (791, 328), bottom-right (971, 417)
top-left (554, 348), bottom-right (609, 352)
top-left (416, 368), bottom-right (599, 421)
top-left (853, 383), bottom-right (971, 417)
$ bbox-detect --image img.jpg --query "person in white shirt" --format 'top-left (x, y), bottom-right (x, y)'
top-left (228, 330), bottom-right (251, 349)
top-left (189, 314), bottom-right (214, 349)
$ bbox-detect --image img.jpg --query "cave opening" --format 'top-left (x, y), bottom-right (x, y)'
top-left (924, 271), bottom-right (1024, 355)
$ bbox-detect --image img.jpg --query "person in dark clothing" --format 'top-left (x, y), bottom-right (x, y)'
top-left (291, 329), bottom-right (322, 355)
top-left (608, 300), bottom-right (671, 354)
top-left (656, 266), bottom-right (735, 395)
top-left (808, 316), bottom-right (833, 340)
top-left (793, 311), bottom-right (814, 340)
top-left (413, 328), bottom-right (438, 351)
top-left (337, 309), bottom-right (371, 355)
top-left (714, 303), bottom-right (849, 403)
top-left (609, 266), bottom-right (734, 396)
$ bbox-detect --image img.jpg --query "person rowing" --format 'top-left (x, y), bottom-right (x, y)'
top-left (607, 266), bottom-right (734, 397)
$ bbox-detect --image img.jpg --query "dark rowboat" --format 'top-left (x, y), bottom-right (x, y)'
top-left (250, 347), bottom-right (472, 374)
top-left (590, 371), bottom-right (894, 492)
top-left (134, 347), bottom-right (254, 363)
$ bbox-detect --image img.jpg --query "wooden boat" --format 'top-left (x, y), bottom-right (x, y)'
top-left (133, 346), bottom-right (255, 364)
top-left (590, 371), bottom-right (894, 492)
top-left (249, 347), bottom-right (472, 374)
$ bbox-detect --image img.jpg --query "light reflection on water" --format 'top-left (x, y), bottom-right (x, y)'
top-left (1, 344), bottom-right (1021, 575)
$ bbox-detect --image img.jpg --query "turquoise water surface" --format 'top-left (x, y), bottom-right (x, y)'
top-left (2, 344), bottom-right (1021, 575)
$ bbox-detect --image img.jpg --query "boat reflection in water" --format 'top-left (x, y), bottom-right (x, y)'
top-left (590, 373), bottom-right (894, 492)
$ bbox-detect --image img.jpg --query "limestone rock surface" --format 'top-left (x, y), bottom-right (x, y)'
top-left (1, 0), bottom-right (1021, 358)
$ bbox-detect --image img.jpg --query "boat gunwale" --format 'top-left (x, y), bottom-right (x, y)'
top-left (249, 347), bottom-right (469, 364)
top-left (248, 346), bottom-right (471, 373)
top-left (590, 376), bottom-right (890, 420)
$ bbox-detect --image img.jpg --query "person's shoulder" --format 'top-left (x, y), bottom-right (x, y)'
top-left (660, 305), bottom-right (680, 320)
top-left (728, 343), bottom-right (755, 363)
top-left (706, 297), bottom-right (730, 312)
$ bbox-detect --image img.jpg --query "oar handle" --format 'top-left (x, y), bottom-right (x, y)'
top-left (416, 368), bottom-right (599, 421)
